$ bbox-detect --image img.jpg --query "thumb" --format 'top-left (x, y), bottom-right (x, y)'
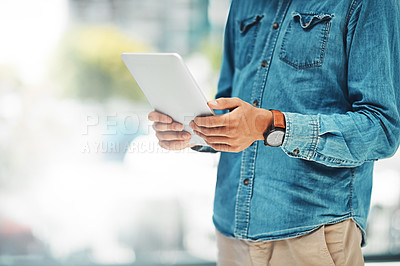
top-left (207, 97), bottom-right (242, 110)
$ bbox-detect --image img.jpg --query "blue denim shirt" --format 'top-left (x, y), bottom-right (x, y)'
top-left (207, 0), bottom-right (400, 245)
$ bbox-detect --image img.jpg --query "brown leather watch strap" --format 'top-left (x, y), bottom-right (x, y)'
top-left (271, 110), bottom-right (285, 129)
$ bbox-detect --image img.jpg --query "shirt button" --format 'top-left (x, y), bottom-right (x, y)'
top-left (261, 61), bottom-right (268, 67)
top-left (273, 23), bottom-right (279, 30)
top-left (293, 149), bottom-right (300, 155)
top-left (244, 179), bottom-right (250, 185)
top-left (253, 99), bottom-right (258, 107)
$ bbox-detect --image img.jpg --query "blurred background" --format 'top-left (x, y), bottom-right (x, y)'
top-left (0, 0), bottom-right (399, 265)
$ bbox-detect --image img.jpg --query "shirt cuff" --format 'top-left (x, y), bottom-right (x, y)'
top-left (281, 112), bottom-right (319, 160)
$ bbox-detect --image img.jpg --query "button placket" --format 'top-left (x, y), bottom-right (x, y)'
top-left (234, 0), bottom-right (293, 240)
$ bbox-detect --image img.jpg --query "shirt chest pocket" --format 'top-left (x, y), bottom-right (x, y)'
top-left (235, 14), bottom-right (264, 70)
top-left (279, 11), bottom-right (334, 69)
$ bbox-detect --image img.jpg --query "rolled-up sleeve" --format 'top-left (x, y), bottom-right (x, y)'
top-left (281, 0), bottom-right (400, 168)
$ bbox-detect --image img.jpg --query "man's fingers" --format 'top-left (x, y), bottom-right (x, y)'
top-left (207, 97), bottom-right (242, 110)
top-left (148, 111), bottom-right (192, 151)
top-left (190, 122), bottom-right (229, 137)
top-left (194, 130), bottom-right (231, 145)
top-left (153, 122), bottom-right (184, 132)
top-left (148, 111), bottom-right (173, 123)
top-left (156, 131), bottom-right (190, 141)
top-left (193, 114), bottom-right (230, 128)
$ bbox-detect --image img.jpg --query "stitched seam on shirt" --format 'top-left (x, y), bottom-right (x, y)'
top-left (248, 215), bottom-right (352, 239)
top-left (281, 113), bottom-right (291, 149)
top-left (311, 116), bottom-right (321, 161)
top-left (313, 151), bottom-right (361, 166)
top-left (234, 150), bottom-right (248, 238)
top-left (319, 20), bottom-right (332, 66)
top-left (281, 112), bottom-right (295, 154)
top-left (234, 145), bottom-right (258, 239)
top-left (280, 19), bottom-right (332, 70)
top-left (349, 168), bottom-right (355, 215)
top-left (306, 117), bottom-right (319, 160)
top-left (344, 0), bottom-right (362, 27)
top-left (242, 0), bottom-right (291, 239)
top-left (245, 140), bottom-right (259, 237)
top-left (252, 0), bottom-right (291, 104)
top-left (343, 0), bottom-right (363, 61)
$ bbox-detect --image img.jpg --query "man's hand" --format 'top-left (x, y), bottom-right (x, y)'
top-left (148, 111), bottom-right (193, 150)
top-left (190, 97), bottom-right (272, 153)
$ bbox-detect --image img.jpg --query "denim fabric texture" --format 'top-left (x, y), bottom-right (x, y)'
top-left (207, 0), bottom-right (400, 245)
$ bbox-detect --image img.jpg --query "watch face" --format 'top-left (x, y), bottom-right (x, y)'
top-left (266, 130), bottom-right (285, 147)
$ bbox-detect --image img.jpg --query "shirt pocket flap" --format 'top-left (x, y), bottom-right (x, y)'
top-left (239, 15), bottom-right (264, 34)
top-left (291, 11), bottom-right (334, 29)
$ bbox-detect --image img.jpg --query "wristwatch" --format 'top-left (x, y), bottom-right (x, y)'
top-left (263, 110), bottom-right (286, 147)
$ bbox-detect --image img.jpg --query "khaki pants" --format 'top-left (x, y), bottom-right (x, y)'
top-left (216, 219), bottom-right (364, 266)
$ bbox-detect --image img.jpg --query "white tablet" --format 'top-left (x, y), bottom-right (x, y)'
top-left (121, 53), bottom-right (214, 145)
